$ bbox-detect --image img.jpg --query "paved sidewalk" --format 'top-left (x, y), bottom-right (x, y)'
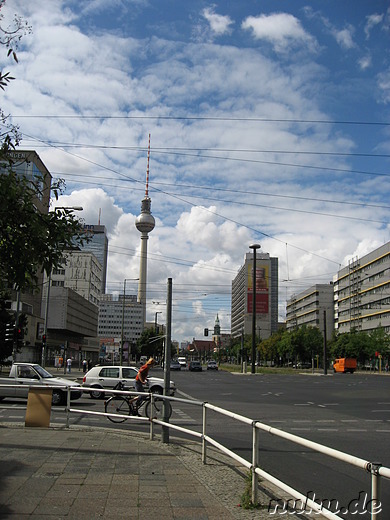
top-left (0, 424), bottom-right (297, 519)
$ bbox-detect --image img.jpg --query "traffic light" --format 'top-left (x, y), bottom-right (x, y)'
top-left (42, 334), bottom-right (47, 347)
top-left (204, 328), bottom-right (208, 336)
top-left (5, 320), bottom-right (15, 344)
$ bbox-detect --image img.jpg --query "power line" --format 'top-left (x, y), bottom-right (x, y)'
top-left (10, 114), bottom-right (390, 126)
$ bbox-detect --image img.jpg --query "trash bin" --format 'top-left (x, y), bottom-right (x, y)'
top-left (25, 387), bottom-right (52, 427)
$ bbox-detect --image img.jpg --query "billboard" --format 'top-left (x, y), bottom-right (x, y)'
top-left (247, 263), bottom-right (269, 314)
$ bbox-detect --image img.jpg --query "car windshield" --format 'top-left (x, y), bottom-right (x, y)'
top-left (34, 366), bottom-right (53, 378)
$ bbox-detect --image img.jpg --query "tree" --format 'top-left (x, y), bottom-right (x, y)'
top-left (0, 168), bottom-right (88, 297)
top-left (137, 328), bottom-right (164, 360)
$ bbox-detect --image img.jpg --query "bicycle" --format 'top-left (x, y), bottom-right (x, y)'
top-left (104, 381), bottom-right (172, 423)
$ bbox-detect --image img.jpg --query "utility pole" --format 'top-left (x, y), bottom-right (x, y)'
top-left (323, 310), bottom-right (328, 375)
top-left (162, 278), bottom-right (172, 444)
top-left (249, 244), bottom-right (260, 374)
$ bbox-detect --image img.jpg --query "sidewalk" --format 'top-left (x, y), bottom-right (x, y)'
top-left (0, 423), bottom-right (294, 519)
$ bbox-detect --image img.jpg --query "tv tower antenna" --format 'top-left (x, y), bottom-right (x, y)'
top-left (135, 134), bottom-right (155, 320)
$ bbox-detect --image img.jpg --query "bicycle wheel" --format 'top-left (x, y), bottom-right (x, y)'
top-left (145, 397), bottom-right (172, 420)
top-left (105, 396), bottom-right (131, 423)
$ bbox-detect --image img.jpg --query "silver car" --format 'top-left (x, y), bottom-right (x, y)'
top-left (82, 365), bottom-right (176, 399)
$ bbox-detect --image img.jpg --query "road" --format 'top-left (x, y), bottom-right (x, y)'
top-left (1, 367), bottom-right (389, 518)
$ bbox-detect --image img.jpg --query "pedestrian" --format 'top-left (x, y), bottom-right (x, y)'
top-left (66, 357), bottom-right (72, 373)
top-left (134, 357), bottom-right (156, 415)
top-left (82, 359), bottom-right (87, 373)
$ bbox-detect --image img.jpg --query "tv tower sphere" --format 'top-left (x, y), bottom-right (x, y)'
top-left (135, 197), bottom-right (155, 233)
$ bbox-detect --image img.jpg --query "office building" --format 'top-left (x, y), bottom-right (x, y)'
top-left (82, 224), bottom-right (108, 294)
top-left (334, 242), bottom-right (390, 334)
top-left (286, 284), bottom-right (334, 338)
top-left (231, 250), bottom-right (278, 340)
top-left (98, 293), bottom-right (143, 362)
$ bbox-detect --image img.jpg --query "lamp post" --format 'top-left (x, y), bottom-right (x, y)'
top-left (42, 206), bottom-right (83, 367)
top-left (120, 278), bottom-right (139, 365)
top-left (249, 244), bottom-right (261, 374)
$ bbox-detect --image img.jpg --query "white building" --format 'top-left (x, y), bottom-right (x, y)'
top-left (50, 251), bottom-right (102, 306)
top-left (286, 283), bottom-right (334, 338)
top-left (334, 242), bottom-right (390, 335)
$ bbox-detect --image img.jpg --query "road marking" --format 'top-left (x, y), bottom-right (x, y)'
top-left (317, 420), bottom-right (335, 423)
top-left (346, 429), bottom-right (367, 432)
top-left (341, 419), bottom-right (358, 422)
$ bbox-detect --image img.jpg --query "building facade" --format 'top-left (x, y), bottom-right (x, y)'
top-left (98, 294), bottom-right (143, 362)
top-left (334, 242), bottom-right (390, 335)
top-left (286, 283), bottom-right (334, 338)
top-left (231, 251), bottom-right (278, 340)
top-left (2, 151), bottom-right (52, 361)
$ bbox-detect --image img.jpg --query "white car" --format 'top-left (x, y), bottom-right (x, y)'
top-left (82, 365), bottom-right (176, 399)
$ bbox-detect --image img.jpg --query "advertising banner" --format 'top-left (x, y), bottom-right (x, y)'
top-left (247, 263), bottom-right (269, 314)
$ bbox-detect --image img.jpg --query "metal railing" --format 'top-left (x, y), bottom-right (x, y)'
top-left (1, 381), bottom-right (388, 520)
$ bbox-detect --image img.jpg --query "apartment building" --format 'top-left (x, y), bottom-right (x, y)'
top-left (286, 283), bottom-right (334, 338)
top-left (334, 242), bottom-right (390, 334)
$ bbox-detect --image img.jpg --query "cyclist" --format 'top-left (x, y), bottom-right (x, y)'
top-left (134, 357), bottom-right (156, 415)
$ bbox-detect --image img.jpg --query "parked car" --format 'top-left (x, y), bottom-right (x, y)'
top-left (293, 362), bottom-right (312, 369)
top-left (170, 360), bottom-right (181, 371)
top-left (207, 360), bottom-right (218, 370)
top-left (188, 360), bottom-right (202, 372)
top-left (83, 365), bottom-right (176, 399)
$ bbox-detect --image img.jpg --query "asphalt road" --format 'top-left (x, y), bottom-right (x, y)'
top-left (170, 368), bottom-right (390, 519)
top-left (1, 367), bottom-right (389, 518)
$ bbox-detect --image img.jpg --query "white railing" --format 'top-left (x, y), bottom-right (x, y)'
top-left (0, 381), bottom-right (387, 520)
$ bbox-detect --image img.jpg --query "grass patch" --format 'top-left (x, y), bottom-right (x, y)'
top-left (239, 471), bottom-right (263, 510)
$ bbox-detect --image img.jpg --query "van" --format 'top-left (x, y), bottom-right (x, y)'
top-left (333, 358), bottom-right (357, 374)
top-left (178, 357), bottom-right (187, 368)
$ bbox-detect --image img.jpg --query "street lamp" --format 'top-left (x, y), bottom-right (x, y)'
top-left (42, 206), bottom-right (83, 367)
top-left (249, 243), bottom-right (261, 374)
top-left (120, 278), bottom-right (139, 365)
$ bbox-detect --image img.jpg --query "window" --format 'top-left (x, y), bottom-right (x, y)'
top-left (99, 367), bottom-right (119, 378)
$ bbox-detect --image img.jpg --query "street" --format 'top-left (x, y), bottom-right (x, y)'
top-left (1, 368), bottom-right (389, 518)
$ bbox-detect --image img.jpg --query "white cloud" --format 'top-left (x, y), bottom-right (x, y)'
top-left (242, 12), bottom-right (316, 53)
top-left (330, 25), bottom-right (355, 50)
top-left (358, 54), bottom-right (372, 70)
top-left (364, 13), bottom-right (384, 39)
top-left (377, 69), bottom-right (390, 104)
top-left (202, 7), bottom-right (233, 36)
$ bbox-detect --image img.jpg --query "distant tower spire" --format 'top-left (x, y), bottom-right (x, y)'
top-left (135, 134), bottom-right (155, 323)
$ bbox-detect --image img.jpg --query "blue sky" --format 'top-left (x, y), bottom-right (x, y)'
top-left (1, 0), bottom-right (389, 342)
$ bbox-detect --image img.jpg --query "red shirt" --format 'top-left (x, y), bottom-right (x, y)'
top-left (136, 363), bottom-right (150, 384)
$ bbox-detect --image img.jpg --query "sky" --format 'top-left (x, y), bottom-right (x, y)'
top-left (1, 0), bottom-right (390, 344)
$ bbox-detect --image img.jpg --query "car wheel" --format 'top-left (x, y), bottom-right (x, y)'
top-left (150, 386), bottom-right (163, 395)
top-left (90, 386), bottom-right (104, 399)
top-left (52, 390), bottom-right (65, 406)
